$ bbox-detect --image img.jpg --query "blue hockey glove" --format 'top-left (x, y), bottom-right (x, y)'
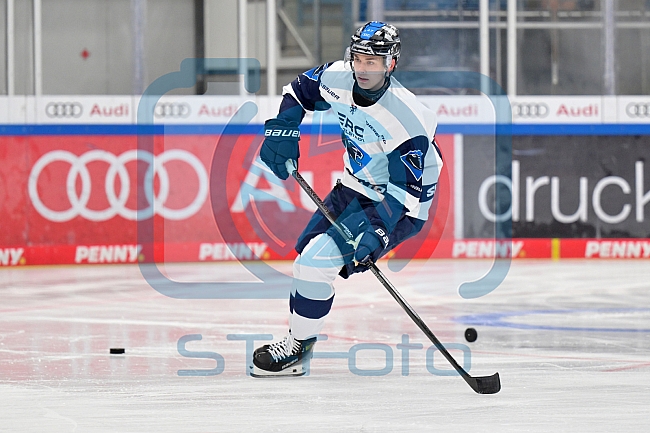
top-left (260, 118), bottom-right (300, 180)
top-left (327, 212), bottom-right (389, 265)
top-left (354, 226), bottom-right (389, 264)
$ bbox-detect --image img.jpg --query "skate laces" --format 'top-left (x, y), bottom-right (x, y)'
top-left (267, 334), bottom-right (301, 362)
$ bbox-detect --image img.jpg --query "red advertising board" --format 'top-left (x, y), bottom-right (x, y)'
top-left (3, 131), bottom-right (647, 266)
top-left (0, 132), bottom-right (454, 266)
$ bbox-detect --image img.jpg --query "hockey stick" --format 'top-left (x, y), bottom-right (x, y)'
top-left (286, 161), bottom-right (500, 394)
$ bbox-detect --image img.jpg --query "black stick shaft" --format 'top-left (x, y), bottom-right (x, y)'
top-left (289, 168), bottom-right (484, 390)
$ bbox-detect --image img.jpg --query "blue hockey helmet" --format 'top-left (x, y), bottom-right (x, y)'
top-left (346, 21), bottom-right (401, 70)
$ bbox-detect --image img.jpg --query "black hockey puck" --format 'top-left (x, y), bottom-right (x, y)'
top-left (110, 348), bottom-right (125, 354)
top-left (464, 328), bottom-right (477, 343)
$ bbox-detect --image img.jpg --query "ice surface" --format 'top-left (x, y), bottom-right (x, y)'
top-left (1, 259), bottom-right (649, 432)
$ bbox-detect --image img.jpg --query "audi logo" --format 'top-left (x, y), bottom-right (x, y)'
top-left (28, 149), bottom-right (208, 222)
top-left (625, 103), bottom-right (650, 118)
top-left (512, 103), bottom-right (549, 118)
top-left (155, 102), bottom-right (191, 118)
top-left (46, 102), bottom-right (83, 118)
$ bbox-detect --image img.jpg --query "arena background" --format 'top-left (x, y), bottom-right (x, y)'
top-left (3, 1), bottom-right (649, 266)
top-left (2, 2), bottom-right (650, 432)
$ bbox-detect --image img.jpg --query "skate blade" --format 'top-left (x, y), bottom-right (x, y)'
top-left (249, 363), bottom-right (306, 378)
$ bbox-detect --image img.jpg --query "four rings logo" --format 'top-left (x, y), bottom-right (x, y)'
top-left (28, 149), bottom-right (209, 222)
top-left (512, 102), bottom-right (549, 118)
top-left (625, 103), bottom-right (650, 118)
top-left (46, 102), bottom-right (83, 118)
top-left (155, 102), bottom-right (191, 118)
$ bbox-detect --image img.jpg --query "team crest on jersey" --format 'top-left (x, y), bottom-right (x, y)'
top-left (400, 150), bottom-right (424, 181)
top-left (350, 105), bottom-right (357, 115)
top-left (346, 140), bottom-right (371, 174)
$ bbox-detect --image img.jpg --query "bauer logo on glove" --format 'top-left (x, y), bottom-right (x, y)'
top-left (374, 227), bottom-right (390, 249)
top-left (260, 118), bottom-right (301, 180)
top-left (265, 129), bottom-right (300, 138)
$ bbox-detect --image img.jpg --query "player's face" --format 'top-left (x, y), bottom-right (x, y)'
top-left (353, 54), bottom-right (393, 91)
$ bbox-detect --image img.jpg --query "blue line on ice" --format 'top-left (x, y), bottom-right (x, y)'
top-left (455, 308), bottom-right (650, 332)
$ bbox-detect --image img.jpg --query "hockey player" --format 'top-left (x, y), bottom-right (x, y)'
top-left (251, 21), bottom-right (443, 377)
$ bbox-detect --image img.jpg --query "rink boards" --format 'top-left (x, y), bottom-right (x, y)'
top-left (1, 95), bottom-right (649, 266)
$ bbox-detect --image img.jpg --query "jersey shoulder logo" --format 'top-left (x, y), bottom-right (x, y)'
top-left (400, 149), bottom-right (424, 181)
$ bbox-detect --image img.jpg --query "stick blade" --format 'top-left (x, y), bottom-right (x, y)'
top-left (473, 372), bottom-right (501, 394)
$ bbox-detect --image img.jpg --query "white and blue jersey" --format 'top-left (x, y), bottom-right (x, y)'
top-left (273, 60), bottom-right (445, 340)
top-left (280, 60), bottom-right (443, 230)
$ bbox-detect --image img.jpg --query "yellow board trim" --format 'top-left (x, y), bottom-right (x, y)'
top-left (551, 238), bottom-right (560, 261)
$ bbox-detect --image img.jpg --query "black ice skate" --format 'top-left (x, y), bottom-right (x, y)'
top-left (250, 334), bottom-right (316, 377)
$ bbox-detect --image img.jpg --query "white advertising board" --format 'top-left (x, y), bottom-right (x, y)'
top-left (509, 96), bottom-right (603, 124)
top-left (146, 96), bottom-right (250, 125)
top-left (0, 97), bottom-right (8, 124)
top-left (35, 96), bottom-right (134, 124)
top-left (616, 96), bottom-right (650, 124)
top-left (1, 95), bottom-right (649, 126)
top-left (417, 95), bottom-right (496, 124)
